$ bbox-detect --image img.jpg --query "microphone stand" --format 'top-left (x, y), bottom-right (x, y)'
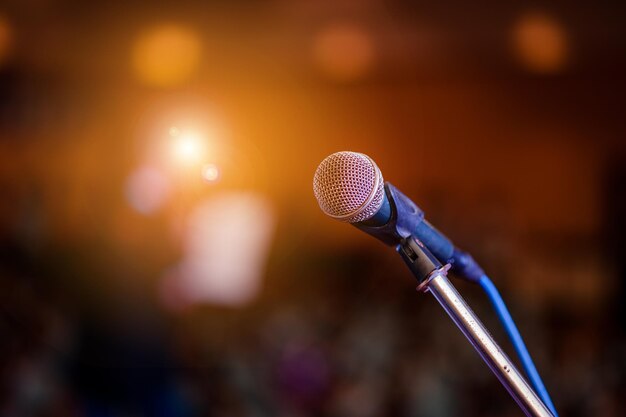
top-left (397, 236), bottom-right (553, 417)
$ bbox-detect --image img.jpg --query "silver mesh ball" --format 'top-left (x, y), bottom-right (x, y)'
top-left (313, 151), bottom-right (385, 223)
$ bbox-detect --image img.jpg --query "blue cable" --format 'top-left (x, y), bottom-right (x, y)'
top-left (478, 274), bottom-right (558, 417)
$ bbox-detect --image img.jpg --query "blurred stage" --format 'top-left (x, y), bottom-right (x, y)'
top-left (0, 1), bottom-right (625, 416)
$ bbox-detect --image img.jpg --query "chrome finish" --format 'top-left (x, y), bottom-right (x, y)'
top-left (426, 273), bottom-right (553, 417)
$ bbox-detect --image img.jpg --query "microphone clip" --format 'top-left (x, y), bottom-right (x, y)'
top-left (397, 235), bottom-right (451, 291)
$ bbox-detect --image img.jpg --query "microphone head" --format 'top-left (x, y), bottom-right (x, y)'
top-left (313, 151), bottom-right (385, 223)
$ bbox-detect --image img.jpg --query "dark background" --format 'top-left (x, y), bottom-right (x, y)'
top-left (0, 1), bottom-right (625, 416)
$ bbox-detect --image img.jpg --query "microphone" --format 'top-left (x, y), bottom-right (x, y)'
top-left (313, 152), bottom-right (558, 417)
top-left (313, 151), bottom-right (484, 282)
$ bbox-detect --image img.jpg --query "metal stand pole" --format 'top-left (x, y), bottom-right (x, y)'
top-left (424, 271), bottom-right (553, 417)
top-left (398, 237), bottom-right (553, 417)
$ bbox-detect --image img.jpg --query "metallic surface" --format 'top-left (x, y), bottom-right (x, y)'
top-left (313, 151), bottom-right (385, 223)
top-left (426, 273), bottom-right (554, 417)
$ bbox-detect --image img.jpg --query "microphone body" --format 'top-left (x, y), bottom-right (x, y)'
top-left (355, 182), bottom-right (484, 282)
top-left (313, 151), bottom-right (484, 282)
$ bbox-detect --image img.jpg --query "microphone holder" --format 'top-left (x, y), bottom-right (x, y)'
top-left (356, 183), bottom-right (485, 282)
top-left (397, 236), bottom-right (553, 417)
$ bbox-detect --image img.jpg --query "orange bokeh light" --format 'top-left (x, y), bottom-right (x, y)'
top-left (512, 12), bottom-right (568, 74)
top-left (132, 24), bottom-right (202, 87)
top-left (0, 14), bottom-right (13, 67)
top-left (312, 22), bottom-right (375, 82)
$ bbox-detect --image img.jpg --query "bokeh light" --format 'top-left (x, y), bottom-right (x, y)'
top-left (201, 163), bottom-right (220, 182)
top-left (512, 12), bottom-right (569, 74)
top-left (171, 130), bottom-right (206, 166)
top-left (132, 24), bottom-right (202, 87)
top-left (1, 2), bottom-right (625, 415)
top-left (161, 192), bottom-right (275, 308)
top-left (0, 14), bottom-right (13, 67)
top-left (312, 22), bottom-right (375, 82)
top-left (125, 166), bottom-right (171, 214)
top-left (168, 126), bottom-right (180, 137)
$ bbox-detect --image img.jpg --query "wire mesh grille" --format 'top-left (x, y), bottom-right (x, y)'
top-left (313, 151), bottom-right (384, 223)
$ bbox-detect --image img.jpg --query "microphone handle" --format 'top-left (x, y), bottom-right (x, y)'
top-left (356, 183), bottom-right (485, 282)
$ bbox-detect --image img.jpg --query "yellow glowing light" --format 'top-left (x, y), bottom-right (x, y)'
top-left (169, 126), bottom-right (180, 137)
top-left (172, 132), bottom-right (206, 165)
top-left (202, 164), bottom-right (220, 182)
top-left (512, 12), bottom-right (568, 74)
top-left (312, 23), bottom-right (375, 81)
top-left (132, 24), bottom-right (202, 88)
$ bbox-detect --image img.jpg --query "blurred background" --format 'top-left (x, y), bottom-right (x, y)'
top-left (0, 1), bottom-right (625, 416)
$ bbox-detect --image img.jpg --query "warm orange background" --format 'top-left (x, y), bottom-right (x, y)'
top-left (0, 2), bottom-right (624, 416)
